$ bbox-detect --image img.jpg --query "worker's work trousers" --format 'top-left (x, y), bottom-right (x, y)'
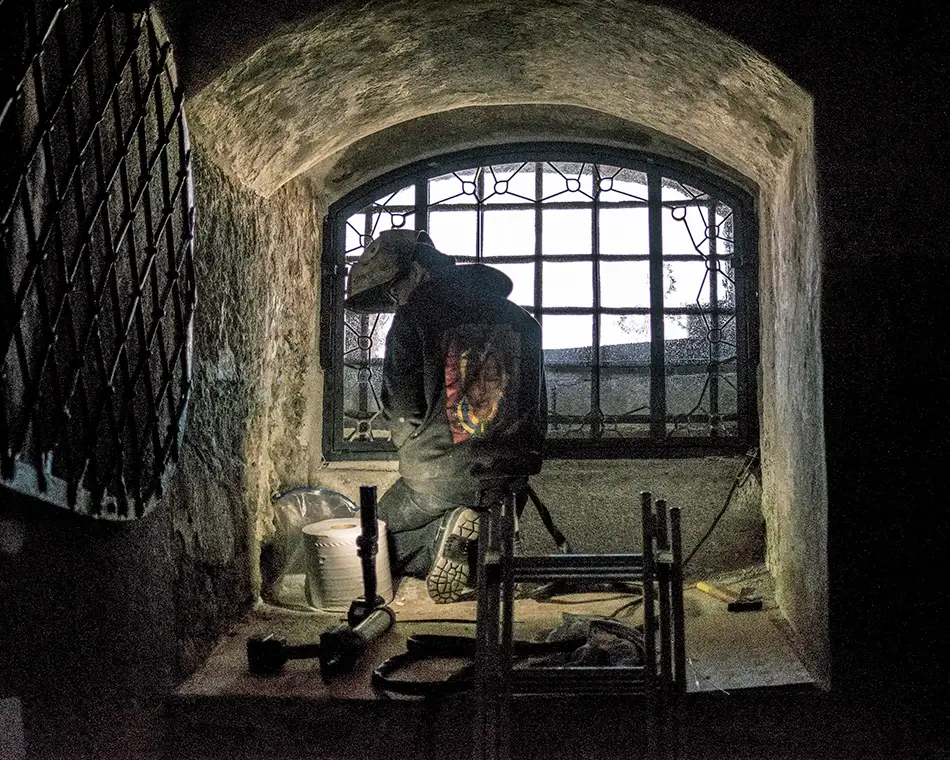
top-left (376, 478), bottom-right (472, 578)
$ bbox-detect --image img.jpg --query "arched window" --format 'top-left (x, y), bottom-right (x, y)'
top-left (320, 143), bottom-right (758, 460)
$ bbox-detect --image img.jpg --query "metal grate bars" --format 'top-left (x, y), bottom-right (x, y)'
top-left (324, 147), bottom-right (757, 459)
top-left (1, 1), bottom-right (195, 518)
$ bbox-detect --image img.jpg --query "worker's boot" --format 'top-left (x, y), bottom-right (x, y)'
top-left (426, 507), bottom-right (479, 603)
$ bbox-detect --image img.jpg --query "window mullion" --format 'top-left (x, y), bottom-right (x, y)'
top-left (534, 163), bottom-right (543, 318)
top-left (591, 164), bottom-right (603, 439)
top-left (707, 199), bottom-right (721, 437)
top-left (356, 210), bottom-right (374, 436)
top-left (648, 172), bottom-right (667, 438)
top-left (416, 179), bottom-right (428, 237)
top-left (476, 169), bottom-right (485, 261)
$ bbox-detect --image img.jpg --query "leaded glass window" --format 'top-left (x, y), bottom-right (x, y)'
top-left (320, 145), bottom-right (757, 459)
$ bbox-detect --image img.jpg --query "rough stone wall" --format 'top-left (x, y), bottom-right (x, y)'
top-left (177, 0), bottom-right (824, 676)
top-left (0, 493), bottom-right (177, 714)
top-left (168, 149), bottom-right (321, 674)
top-left (187, 0), bottom-right (809, 197)
top-left (759, 118), bottom-right (828, 681)
top-left (309, 103), bottom-right (757, 202)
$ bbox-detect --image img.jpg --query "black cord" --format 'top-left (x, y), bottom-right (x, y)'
top-left (395, 618), bottom-right (478, 625)
top-left (683, 447), bottom-right (760, 569)
top-left (607, 597), bottom-right (644, 619)
top-left (538, 593), bottom-right (634, 605)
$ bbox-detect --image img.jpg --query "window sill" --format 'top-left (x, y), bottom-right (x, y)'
top-left (320, 459), bottom-right (399, 471)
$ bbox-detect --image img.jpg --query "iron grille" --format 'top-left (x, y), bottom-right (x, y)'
top-left (321, 145), bottom-right (757, 460)
top-left (0, 1), bottom-right (196, 518)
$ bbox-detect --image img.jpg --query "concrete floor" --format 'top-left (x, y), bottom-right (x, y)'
top-left (21, 567), bottom-right (825, 759)
top-left (174, 565), bottom-right (812, 707)
top-left (153, 566), bottom-right (820, 759)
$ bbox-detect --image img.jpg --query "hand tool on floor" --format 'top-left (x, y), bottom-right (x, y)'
top-left (246, 634), bottom-right (322, 675)
top-left (246, 484), bottom-right (394, 679)
top-left (695, 581), bottom-right (763, 612)
top-left (246, 605), bottom-right (396, 678)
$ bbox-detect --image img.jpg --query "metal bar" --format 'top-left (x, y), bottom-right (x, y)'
top-left (532, 303), bottom-right (738, 316)
top-left (415, 177), bottom-right (428, 235)
top-left (640, 491), bottom-right (657, 690)
top-left (474, 495), bottom-right (506, 760)
top-left (378, 195), bottom-right (711, 214)
top-left (498, 492), bottom-right (515, 760)
top-left (27, 4), bottom-right (68, 470)
top-left (647, 173), bottom-right (666, 438)
top-left (511, 553), bottom-right (645, 582)
top-left (475, 168), bottom-right (485, 262)
top-left (591, 163), bottom-right (602, 439)
top-left (144, 10), bottom-right (179, 497)
top-left (655, 498), bottom-right (673, 691)
top-left (534, 163), bottom-right (543, 319)
top-left (669, 505), bottom-right (687, 694)
top-left (358, 485), bottom-right (379, 607)
top-left (128, 38), bottom-right (162, 511)
top-left (51, 12), bottom-right (91, 500)
top-left (416, 198), bottom-right (652, 213)
top-left (706, 200), bottom-right (721, 436)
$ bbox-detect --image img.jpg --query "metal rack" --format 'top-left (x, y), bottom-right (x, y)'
top-left (473, 490), bottom-right (686, 760)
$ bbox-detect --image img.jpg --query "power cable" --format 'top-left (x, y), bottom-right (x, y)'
top-left (682, 447), bottom-right (760, 569)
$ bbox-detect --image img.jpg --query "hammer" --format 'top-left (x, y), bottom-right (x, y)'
top-left (695, 581), bottom-right (763, 612)
top-left (246, 607), bottom-right (395, 678)
top-left (246, 634), bottom-right (323, 675)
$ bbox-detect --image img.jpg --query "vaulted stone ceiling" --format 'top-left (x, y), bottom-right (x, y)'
top-left (168, 0), bottom-right (811, 198)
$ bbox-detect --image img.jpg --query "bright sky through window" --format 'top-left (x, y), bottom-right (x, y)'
top-left (326, 152), bottom-right (753, 456)
top-left (344, 170), bottom-right (718, 352)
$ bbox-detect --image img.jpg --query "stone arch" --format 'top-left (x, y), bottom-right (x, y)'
top-left (188, 0), bottom-right (809, 198)
top-left (186, 0), bottom-right (827, 682)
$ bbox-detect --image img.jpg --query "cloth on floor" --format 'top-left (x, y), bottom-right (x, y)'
top-left (518, 613), bottom-right (645, 668)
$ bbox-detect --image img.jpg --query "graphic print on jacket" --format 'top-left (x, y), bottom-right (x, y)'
top-left (444, 324), bottom-right (522, 444)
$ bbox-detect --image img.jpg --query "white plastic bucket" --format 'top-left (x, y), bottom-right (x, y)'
top-left (301, 518), bottom-right (394, 612)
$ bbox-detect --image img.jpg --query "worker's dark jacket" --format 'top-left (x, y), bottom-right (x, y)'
top-left (381, 263), bottom-right (546, 504)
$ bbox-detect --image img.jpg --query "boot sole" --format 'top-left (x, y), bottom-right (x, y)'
top-left (426, 508), bottom-right (480, 603)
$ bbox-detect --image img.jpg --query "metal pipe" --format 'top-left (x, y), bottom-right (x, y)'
top-left (511, 554), bottom-right (644, 582)
top-left (655, 498), bottom-right (673, 690)
top-left (669, 505), bottom-right (687, 694)
top-left (640, 491), bottom-right (657, 690)
top-left (358, 484), bottom-right (379, 610)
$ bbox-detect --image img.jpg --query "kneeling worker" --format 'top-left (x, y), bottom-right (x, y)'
top-left (344, 229), bottom-right (546, 603)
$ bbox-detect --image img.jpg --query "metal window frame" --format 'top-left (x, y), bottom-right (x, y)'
top-left (321, 143), bottom-right (758, 461)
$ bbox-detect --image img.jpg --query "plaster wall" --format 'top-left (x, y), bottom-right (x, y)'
top-left (180, 0), bottom-right (823, 671)
top-left (758, 121), bottom-right (828, 679)
top-left (186, 0), bottom-right (809, 197)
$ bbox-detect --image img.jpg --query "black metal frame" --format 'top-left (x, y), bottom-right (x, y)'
top-left (321, 143), bottom-right (758, 461)
top-left (474, 489), bottom-right (686, 760)
top-left (0, 2), bottom-right (195, 518)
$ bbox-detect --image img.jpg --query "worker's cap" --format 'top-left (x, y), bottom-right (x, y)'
top-left (344, 229), bottom-right (454, 312)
